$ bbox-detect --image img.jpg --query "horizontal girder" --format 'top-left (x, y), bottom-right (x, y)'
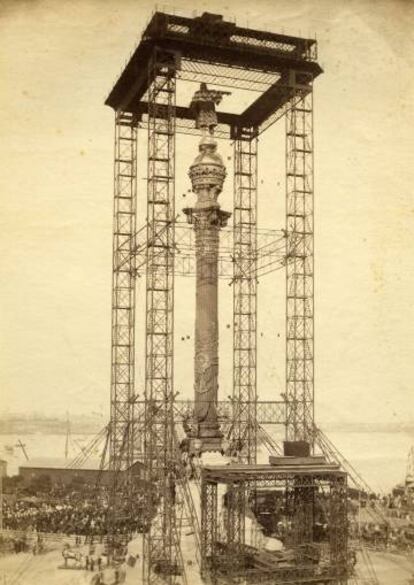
top-left (116, 222), bottom-right (287, 279)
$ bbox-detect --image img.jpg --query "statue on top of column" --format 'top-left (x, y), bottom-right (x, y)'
top-left (190, 83), bottom-right (230, 134)
top-left (187, 84), bottom-right (231, 210)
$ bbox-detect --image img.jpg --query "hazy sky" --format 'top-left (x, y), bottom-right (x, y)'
top-left (1, 0), bottom-right (414, 429)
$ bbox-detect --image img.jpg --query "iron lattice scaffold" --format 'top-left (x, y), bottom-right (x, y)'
top-left (110, 112), bottom-right (138, 472)
top-left (104, 10), bottom-right (330, 585)
top-left (200, 463), bottom-right (348, 585)
top-left (232, 128), bottom-right (258, 464)
top-left (143, 50), bottom-right (182, 584)
top-left (285, 87), bottom-right (314, 446)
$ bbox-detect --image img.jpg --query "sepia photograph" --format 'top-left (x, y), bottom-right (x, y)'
top-left (1, 1), bottom-right (414, 583)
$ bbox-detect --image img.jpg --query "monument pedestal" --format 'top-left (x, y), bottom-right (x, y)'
top-left (189, 436), bottom-right (224, 456)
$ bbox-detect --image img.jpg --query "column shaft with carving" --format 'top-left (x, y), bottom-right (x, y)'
top-left (183, 84), bottom-right (231, 453)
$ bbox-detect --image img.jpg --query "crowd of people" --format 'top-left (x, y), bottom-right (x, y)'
top-left (371, 491), bottom-right (414, 522)
top-left (3, 471), bottom-right (414, 560)
top-left (358, 522), bottom-right (414, 552)
top-left (2, 483), bottom-right (147, 538)
top-left (346, 490), bottom-right (414, 552)
top-left (3, 498), bottom-right (107, 535)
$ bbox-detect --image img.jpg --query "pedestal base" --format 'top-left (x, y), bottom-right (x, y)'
top-left (189, 436), bottom-right (224, 455)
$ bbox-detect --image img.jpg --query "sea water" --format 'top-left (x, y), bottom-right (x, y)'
top-left (1, 429), bottom-right (413, 493)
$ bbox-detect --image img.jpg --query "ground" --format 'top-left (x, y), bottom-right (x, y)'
top-left (0, 548), bottom-right (92, 585)
top-left (0, 539), bottom-right (413, 584)
top-left (369, 550), bottom-right (414, 585)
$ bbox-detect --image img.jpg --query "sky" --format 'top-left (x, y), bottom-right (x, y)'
top-left (0, 0), bottom-right (414, 430)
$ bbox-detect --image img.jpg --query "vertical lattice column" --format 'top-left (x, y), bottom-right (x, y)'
top-left (232, 128), bottom-right (258, 464)
top-left (110, 111), bottom-right (138, 472)
top-left (225, 482), bottom-right (246, 570)
top-left (330, 475), bottom-right (348, 583)
top-left (285, 90), bottom-right (314, 446)
top-left (143, 50), bottom-right (179, 585)
top-left (291, 475), bottom-right (315, 547)
top-left (201, 479), bottom-right (218, 578)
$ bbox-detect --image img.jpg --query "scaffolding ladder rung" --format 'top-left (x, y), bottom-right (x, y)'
top-left (153, 86), bottom-right (175, 94)
top-left (287, 231), bottom-right (313, 235)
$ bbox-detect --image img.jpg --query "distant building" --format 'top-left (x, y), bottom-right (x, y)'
top-left (19, 457), bottom-right (143, 487)
top-left (0, 459), bottom-right (7, 478)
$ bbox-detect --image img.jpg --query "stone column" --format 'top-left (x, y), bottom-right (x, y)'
top-left (192, 209), bottom-right (229, 449)
top-left (183, 84), bottom-right (231, 453)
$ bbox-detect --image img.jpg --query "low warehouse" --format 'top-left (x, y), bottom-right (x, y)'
top-left (19, 457), bottom-right (143, 487)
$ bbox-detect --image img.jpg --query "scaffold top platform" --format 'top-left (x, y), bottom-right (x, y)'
top-left (105, 11), bottom-right (323, 135)
top-left (202, 461), bottom-right (344, 484)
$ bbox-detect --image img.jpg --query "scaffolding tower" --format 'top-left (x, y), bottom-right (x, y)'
top-left (232, 128), bottom-right (258, 464)
top-left (143, 50), bottom-right (181, 583)
top-left (285, 87), bottom-right (315, 447)
top-left (104, 9), bottom-right (337, 585)
top-left (110, 112), bottom-right (138, 473)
